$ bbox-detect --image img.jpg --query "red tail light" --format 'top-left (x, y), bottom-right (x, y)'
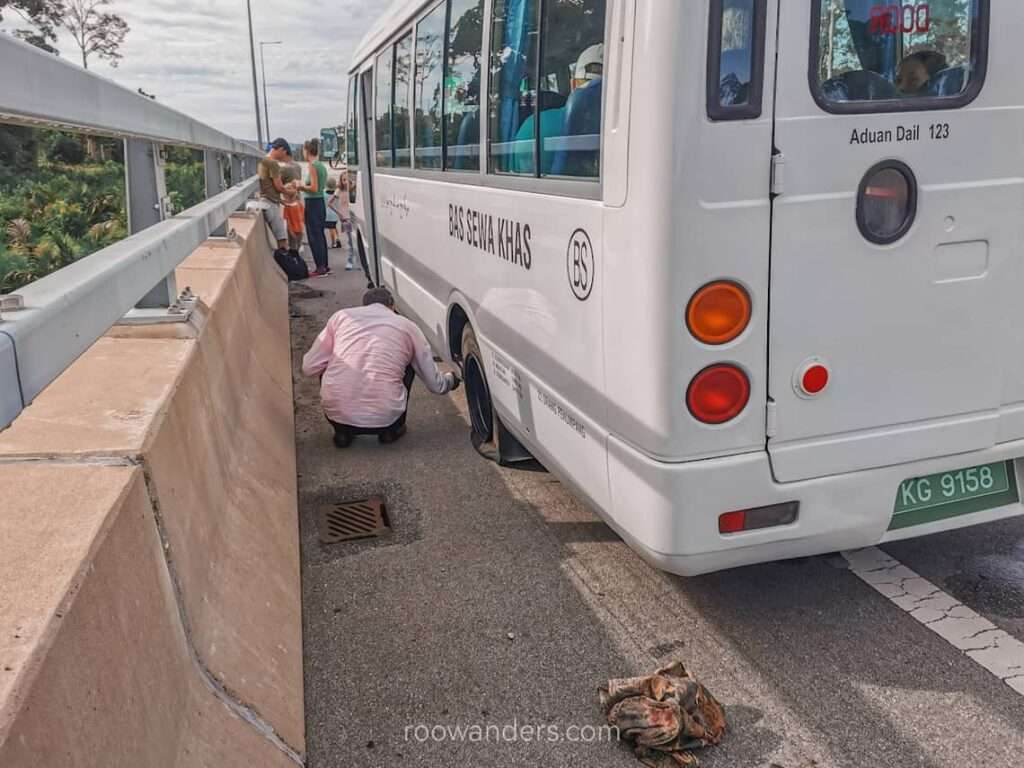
top-left (687, 364), bottom-right (750, 424)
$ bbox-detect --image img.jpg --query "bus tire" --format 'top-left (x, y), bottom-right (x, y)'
top-left (461, 324), bottom-right (498, 460)
top-left (460, 324), bottom-right (537, 467)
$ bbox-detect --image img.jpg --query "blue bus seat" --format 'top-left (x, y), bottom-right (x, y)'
top-left (821, 70), bottom-right (897, 102)
top-left (926, 66), bottom-right (967, 97)
top-left (549, 78), bottom-right (602, 177)
top-left (451, 112), bottom-right (479, 170)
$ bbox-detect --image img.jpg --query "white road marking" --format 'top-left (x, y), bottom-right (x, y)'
top-left (844, 547), bottom-right (1024, 696)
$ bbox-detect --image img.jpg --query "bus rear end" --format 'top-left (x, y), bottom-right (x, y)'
top-left (603, 0), bottom-right (1024, 575)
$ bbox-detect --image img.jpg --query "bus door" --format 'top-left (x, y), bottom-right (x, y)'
top-left (359, 68), bottom-right (382, 286)
top-left (767, 0), bottom-right (1015, 482)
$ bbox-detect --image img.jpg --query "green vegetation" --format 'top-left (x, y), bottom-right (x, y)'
top-left (0, 128), bottom-right (209, 295)
top-left (0, 125), bottom-right (127, 294)
top-left (165, 147), bottom-right (205, 215)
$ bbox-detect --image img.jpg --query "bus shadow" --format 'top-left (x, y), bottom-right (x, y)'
top-left (666, 553), bottom-right (1024, 768)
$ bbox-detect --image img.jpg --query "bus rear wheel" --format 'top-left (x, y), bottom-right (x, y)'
top-left (460, 324), bottom-right (537, 466)
top-left (461, 324), bottom-right (498, 459)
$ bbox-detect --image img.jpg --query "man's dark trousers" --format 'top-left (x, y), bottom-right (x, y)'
top-left (328, 366), bottom-right (416, 442)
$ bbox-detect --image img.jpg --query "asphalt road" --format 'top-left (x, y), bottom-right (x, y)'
top-left (291, 265), bottom-right (1024, 768)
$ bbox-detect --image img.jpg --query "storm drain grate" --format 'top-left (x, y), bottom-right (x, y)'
top-left (317, 497), bottom-right (390, 543)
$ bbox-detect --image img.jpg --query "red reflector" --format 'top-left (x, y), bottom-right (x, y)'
top-left (801, 364), bottom-right (829, 395)
top-left (719, 502), bottom-right (799, 535)
top-left (718, 510), bottom-right (746, 534)
top-left (687, 365), bottom-right (750, 424)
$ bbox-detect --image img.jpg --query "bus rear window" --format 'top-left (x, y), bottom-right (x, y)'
top-left (707, 0), bottom-right (767, 120)
top-left (814, 0), bottom-right (987, 111)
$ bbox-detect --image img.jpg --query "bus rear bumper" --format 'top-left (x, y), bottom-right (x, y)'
top-left (604, 434), bottom-right (1024, 577)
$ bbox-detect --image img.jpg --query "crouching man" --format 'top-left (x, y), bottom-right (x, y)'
top-left (302, 287), bottom-right (461, 447)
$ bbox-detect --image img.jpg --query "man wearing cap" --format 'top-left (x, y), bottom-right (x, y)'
top-left (258, 138), bottom-right (292, 255)
top-left (301, 287), bottom-right (461, 447)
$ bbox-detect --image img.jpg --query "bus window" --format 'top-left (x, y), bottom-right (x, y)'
top-left (346, 76), bottom-right (359, 168)
top-left (415, 2), bottom-right (445, 170)
top-left (394, 33), bottom-right (413, 167)
top-left (814, 0), bottom-right (987, 110)
top-left (707, 0), bottom-right (767, 120)
top-left (319, 128), bottom-right (338, 160)
top-left (445, 0), bottom-right (485, 171)
top-left (488, 0), bottom-right (540, 175)
top-left (538, 0), bottom-right (606, 178)
top-left (375, 48), bottom-right (394, 167)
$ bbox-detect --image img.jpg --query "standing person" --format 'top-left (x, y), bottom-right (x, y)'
top-left (280, 144), bottom-right (306, 262)
top-left (301, 287), bottom-right (460, 447)
top-left (328, 174), bottom-right (356, 270)
top-left (299, 138), bottom-right (331, 278)
top-left (257, 138), bottom-right (291, 257)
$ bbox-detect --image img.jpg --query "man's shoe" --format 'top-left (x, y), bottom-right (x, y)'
top-left (378, 424), bottom-right (407, 445)
top-left (333, 431), bottom-right (354, 449)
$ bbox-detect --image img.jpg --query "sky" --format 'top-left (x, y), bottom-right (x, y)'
top-left (1, 0), bottom-right (386, 143)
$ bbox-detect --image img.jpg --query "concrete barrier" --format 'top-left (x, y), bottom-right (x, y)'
top-left (0, 215), bottom-right (304, 766)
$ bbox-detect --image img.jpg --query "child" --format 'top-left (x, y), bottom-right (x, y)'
top-left (325, 180), bottom-right (342, 250)
top-left (281, 176), bottom-right (305, 258)
top-left (328, 174), bottom-right (356, 270)
top-left (895, 50), bottom-right (948, 95)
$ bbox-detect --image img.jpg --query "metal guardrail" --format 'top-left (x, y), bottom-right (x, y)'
top-left (0, 34), bottom-right (268, 431)
top-left (0, 34), bottom-right (259, 156)
top-left (0, 179), bottom-right (259, 429)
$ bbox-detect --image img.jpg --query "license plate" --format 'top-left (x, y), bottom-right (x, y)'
top-left (890, 461), bottom-right (1019, 531)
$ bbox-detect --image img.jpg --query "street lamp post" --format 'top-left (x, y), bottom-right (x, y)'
top-left (246, 0), bottom-right (264, 147)
top-left (260, 41), bottom-right (283, 139)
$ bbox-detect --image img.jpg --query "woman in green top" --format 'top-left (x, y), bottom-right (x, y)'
top-left (300, 138), bottom-right (331, 276)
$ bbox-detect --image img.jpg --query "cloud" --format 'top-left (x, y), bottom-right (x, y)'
top-left (1, 0), bottom-right (384, 142)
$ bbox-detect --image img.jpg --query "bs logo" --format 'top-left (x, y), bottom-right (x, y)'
top-left (567, 228), bottom-right (595, 301)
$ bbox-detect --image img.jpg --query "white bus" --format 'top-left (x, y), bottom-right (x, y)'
top-left (346, 0), bottom-right (1020, 575)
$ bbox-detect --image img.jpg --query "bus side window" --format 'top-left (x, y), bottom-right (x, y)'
top-left (414, 1), bottom-right (446, 170)
top-left (347, 76), bottom-right (359, 205)
top-left (375, 48), bottom-right (394, 167)
top-left (538, 0), bottom-right (605, 179)
top-left (487, 0), bottom-right (606, 180)
top-left (445, 0), bottom-right (485, 172)
top-left (346, 76), bottom-right (359, 169)
top-left (488, 0), bottom-right (541, 176)
top-left (707, 0), bottom-right (767, 120)
top-left (394, 33), bottom-right (413, 168)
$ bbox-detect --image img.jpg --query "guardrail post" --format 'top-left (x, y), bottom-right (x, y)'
top-left (231, 154), bottom-right (243, 186)
top-left (126, 138), bottom-right (177, 308)
top-left (205, 150), bottom-right (228, 236)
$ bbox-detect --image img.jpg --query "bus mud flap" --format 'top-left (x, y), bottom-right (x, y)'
top-left (473, 415), bottom-right (541, 468)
